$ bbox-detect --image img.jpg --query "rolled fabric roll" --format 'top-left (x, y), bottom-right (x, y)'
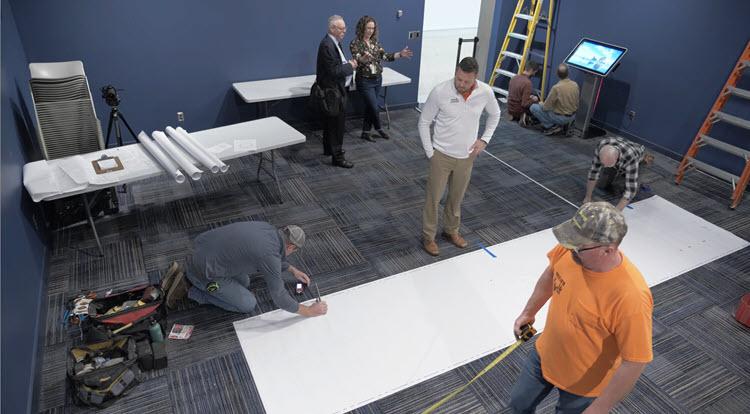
top-left (165, 126), bottom-right (220, 173)
top-left (151, 131), bottom-right (202, 181)
top-left (136, 131), bottom-right (186, 183)
top-left (176, 126), bottom-right (229, 173)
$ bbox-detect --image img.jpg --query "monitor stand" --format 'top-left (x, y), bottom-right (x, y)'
top-left (572, 72), bottom-right (607, 139)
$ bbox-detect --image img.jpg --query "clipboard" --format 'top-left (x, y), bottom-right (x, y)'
top-left (91, 154), bottom-right (124, 174)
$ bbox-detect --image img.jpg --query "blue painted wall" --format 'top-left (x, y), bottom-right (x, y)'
top-left (1, 0), bottom-right (49, 413)
top-left (492, 1), bottom-right (750, 175)
top-left (10, 0), bottom-right (425, 143)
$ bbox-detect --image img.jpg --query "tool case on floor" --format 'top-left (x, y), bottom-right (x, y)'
top-left (67, 336), bottom-right (142, 408)
top-left (67, 284), bottom-right (167, 338)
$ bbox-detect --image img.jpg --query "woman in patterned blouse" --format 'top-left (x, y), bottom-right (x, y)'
top-left (350, 16), bottom-right (412, 142)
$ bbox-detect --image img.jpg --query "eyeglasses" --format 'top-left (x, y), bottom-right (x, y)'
top-left (570, 245), bottom-right (602, 254)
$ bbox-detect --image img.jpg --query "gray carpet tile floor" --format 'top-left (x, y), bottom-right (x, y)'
top-left (37, 108), bottom-right (750, 413)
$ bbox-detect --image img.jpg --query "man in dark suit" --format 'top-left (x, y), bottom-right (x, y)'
top-left (316, 15), bottom-right (358, 168)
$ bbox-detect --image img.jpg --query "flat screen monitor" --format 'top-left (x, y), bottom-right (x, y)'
top-left (564, 38), bottom-right (627, 77)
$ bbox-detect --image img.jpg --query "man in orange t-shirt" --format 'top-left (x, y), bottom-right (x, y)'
top-left (510, 202), bottom-right (653, 413)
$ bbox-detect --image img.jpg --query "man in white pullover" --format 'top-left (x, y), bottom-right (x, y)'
top-left (418, 57), bottom-right (501, 256)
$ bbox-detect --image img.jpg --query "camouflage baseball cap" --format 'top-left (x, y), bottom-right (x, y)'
top-left (283, 225), bottom-right (306, 248)
top-left (552, 202), bottom-right (627, 250)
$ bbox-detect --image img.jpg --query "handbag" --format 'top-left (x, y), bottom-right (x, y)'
top-left (311, 82), bottom-right (343, 116)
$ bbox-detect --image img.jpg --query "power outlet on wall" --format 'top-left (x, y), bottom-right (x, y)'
top-left (177, 112), bottom-right (185, 123)
top-left (627, 110), bottom-right (636, 121)
top-left (408, 31), bottom-right (420, 40)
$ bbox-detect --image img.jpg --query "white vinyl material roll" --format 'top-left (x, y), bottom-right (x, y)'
top-left (176, 126), bottom-right (229, 173)
top-left (151, 130), bottom-right (202, 181)
top-left (165, 126), bottom-right (220, 173)
top-left (136, 131), bottom-right (186, 183)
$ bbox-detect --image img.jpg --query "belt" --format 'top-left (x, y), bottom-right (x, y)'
top-left (555, 112), bottom-right (574, 117)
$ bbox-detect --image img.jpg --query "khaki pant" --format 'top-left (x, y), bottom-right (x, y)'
top-left (422, 150), bottom-right (475, 240)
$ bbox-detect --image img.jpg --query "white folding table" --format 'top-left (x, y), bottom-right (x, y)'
top-left (23, 117), bottom-right (305, 255)
top-left (232, 67), bottom-right (412, 128)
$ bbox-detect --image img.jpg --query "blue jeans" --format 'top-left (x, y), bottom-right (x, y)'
top-left (356, 76), bottom-right (383, 132)
top-left (529, 103), bottom-right (574, 129)
top-left (186, 267), bottom-right (258, 313)
top-left (509, 346), bottom-right (595, 414)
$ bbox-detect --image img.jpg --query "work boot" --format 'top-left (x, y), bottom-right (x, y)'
top-left (442, 232), bottom-right (468, 248)
top-left (423, 238), bottom-right (439, 256)
top-left (376, 129), bottom-right (390, 140)
top-left (160, 261), bottom-right (181, 293)
top-left (361, 132), bottom-right (375, 142)
top-left (166, 270), bottom-right (190, 309)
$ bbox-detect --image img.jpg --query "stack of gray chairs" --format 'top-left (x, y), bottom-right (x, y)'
top-left (29, 61), bottom-right (104, 160)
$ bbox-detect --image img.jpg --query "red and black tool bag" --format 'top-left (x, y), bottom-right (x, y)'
top-left (87, 284), bottom-right (166, 334)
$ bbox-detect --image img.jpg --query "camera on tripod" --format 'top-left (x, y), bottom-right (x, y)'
top-left (101, 85), bottom-right (121, 107)
top-left (100, 84), bottom-right (137, 149)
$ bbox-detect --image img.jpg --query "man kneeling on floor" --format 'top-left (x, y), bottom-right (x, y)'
top-left (584, 136), bottom-right (654, 211)
top-left (511, 202), bottom-right (652, 414)
top-left (529, 63), bottom-right (579, 136)
top-left (167, 221), bottom-right (328, 317)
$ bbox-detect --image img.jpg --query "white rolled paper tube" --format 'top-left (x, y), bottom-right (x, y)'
top-left (136, 131), bottom-right (186, 184)
top-left (151, 131), bottom-right (202, 181)
top-left (176, 126), bottom-right (229, 173)
top-left (165, 126), bottom-right (220, 173)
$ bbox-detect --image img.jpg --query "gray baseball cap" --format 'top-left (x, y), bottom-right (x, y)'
top-left (283, 225), bottom-right (306, 248)
top-left (552, 202), bottom-right (627, 250)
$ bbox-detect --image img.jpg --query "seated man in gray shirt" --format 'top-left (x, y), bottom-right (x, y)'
top-left (167, 221), bottom-right (328, 317)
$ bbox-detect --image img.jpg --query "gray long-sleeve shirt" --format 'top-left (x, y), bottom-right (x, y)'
top-left (191, 221), bottom-right (298, 313)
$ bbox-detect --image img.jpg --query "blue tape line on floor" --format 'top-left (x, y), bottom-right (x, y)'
top-left (477, 242), bottom-right (496, 258)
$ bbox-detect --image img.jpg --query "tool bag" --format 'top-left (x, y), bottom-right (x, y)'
top-left (67, 336), bottom-right (142, 407)
top-left (86, 284), bottom-right (165, 333)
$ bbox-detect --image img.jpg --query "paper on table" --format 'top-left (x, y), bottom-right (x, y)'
top-left (152, 131), bottom-right (202, 181)
top-left (207, 143), bottom-right (232, 154)
top-left (57, 155), bottom-right (89, 185)
top-left (97, 158), bottom-right (118, 170)
top-left (23, 160), bottom-right (64, 202)
top-left (176, 127), bottom-right (229, 173)
top-left (137, 131), bottom-right (186, 183)
top-left (234, 139), bottom-right (258, 153)
top-left (165, 126), bottom-right (220, 174)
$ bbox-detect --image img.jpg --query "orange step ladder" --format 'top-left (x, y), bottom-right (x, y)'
top-left (675, 41), bottom-right (750, 209)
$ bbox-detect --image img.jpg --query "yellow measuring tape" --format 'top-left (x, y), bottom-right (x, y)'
top-left (421, 324), bottom-right (537, 414)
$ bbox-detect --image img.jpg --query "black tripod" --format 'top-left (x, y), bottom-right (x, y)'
top-left (105, 106), bottom-right (138, 149)
top-left (103, 105), bottom-right (137, 193)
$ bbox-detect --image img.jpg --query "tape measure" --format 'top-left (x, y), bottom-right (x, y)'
top-left (421, 324), bottom-right (537, 414)
top-left (206, 282), bottom-right (219, 292)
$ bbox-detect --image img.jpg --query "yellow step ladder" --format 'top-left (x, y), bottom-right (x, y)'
top-left (488, 0), bottom-right (555, 102)
top-left (675, 40), bottom-right (750, 209)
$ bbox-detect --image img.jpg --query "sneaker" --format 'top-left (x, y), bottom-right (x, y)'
top-left (166, 270), bottom-right (190, 309)
top-left (543, 125), bottom-right (563, 136)
top-left (376, 129), bottom-right (391, 140)
top-left (361, 132), bottom-right (375, 142)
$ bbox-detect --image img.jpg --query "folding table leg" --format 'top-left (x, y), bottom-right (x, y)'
top-left (382, 86), bottom-right (392, 130)
top-left (271, 151), bottom-right (283, 204)
top-left (255, 151), bottom-right (284, 204)
top-left (256, 152), bottom-right (264, 180)
top-left (82, 193), bottom-right (104, 257)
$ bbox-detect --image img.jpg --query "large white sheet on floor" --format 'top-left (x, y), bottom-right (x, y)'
top-left (233, 196), bottom-right (748, 414)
